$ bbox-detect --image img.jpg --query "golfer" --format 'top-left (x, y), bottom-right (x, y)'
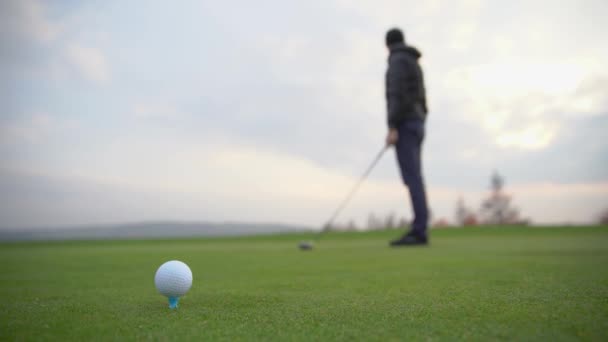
top-left (384, 28), bottom-right (430, 246)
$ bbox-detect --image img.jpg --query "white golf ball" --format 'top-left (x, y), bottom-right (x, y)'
top-left (154, 260), bottom-right (193, 297)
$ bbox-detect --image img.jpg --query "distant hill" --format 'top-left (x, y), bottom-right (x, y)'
top-left (0, 221), bottom-right (313, 241)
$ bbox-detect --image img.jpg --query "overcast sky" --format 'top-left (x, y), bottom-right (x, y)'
top-left (1, 0), bottom-right (607, 229)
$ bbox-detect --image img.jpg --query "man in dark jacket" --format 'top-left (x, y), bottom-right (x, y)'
top-left (384, 28), bottom-right (429, 246)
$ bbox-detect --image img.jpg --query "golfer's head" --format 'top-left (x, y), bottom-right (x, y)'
top-left (385, 28), bottom-right (404, 47)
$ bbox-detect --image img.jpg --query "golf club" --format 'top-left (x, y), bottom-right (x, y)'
top-left (298, 145), bottom-right (389, 250)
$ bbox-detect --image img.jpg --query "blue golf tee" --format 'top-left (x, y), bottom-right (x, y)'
top-left (168, 296), bottom-right (180, 309)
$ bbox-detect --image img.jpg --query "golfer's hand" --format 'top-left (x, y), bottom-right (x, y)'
top-left (386, 129), bottom-right (398, 146)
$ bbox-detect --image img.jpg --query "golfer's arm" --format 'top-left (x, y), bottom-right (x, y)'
top-left (386, 61), bottom-right (407, 128)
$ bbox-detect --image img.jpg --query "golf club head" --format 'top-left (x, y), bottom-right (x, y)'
top-left (298, 241), bottom-right (314, 251)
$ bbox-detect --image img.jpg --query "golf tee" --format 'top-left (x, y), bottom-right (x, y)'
top-left (168, 296), bottom-right (180, 309)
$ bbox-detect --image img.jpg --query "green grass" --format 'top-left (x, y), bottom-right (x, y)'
top-left (1, 226), bottom-right (607, 341)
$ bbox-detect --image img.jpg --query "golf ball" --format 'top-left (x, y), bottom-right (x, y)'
top-left (154, 260), bottom-right (193, 297)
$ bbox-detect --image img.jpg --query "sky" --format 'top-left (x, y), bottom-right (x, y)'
top-left (1, 0), bottom-right (607, 229)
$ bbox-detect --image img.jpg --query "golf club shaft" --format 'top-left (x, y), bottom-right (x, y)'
top-left (315, 145), bottom-right (388, 241)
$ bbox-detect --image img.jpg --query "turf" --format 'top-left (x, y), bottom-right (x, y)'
top-left (1, 226), bottom-right (607, 341)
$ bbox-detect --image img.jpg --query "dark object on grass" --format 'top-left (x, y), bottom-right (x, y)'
top-left (389, 232), bottom-right (428, 247)
top-left (298, 241), bottom-right (314, 251)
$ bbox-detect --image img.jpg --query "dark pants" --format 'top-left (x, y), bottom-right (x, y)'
top-left (395, 120), bottom-right (429, 237)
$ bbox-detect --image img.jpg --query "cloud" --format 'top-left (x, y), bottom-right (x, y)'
top-left (4, 148), bottom-right (605, 228)
top-left (64, 43), bottom-right (110, 83)
top-left (564, 76), bottom-right (608, 116)
top-left (2, 0), bottom-right (607, 228)
top-left (495, 123), bottom-right (558, 150)
top-left (441, 60), bottom-right (608, 151)
top-left (511, 181), bottom-right (608, 198)
top-left (0, 0), bottom-right (60, 44)
top-left (0, 0), bottom-right (64, 79)
top-left (0, 113), bottom-right (54, 145)
top-left (510, 181), bottom-right (608, 224)
top-left (0, 0), bottom-right (62, 76)
top-left (0, 143), bottom-right (396, 228)
top-left (133, 102), bottom-right (185, 119)
top-left (497, 113), bottom-right (608, 184)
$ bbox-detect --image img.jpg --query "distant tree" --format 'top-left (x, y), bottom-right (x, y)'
top-left (455, 197), bottom-right (478, 226)
top-left (454, 198), bottom-right (470, 225)
top-left (346, 220), bottom-right (357, 231)
top-left (384, 212), bottom-right (396, 229)
top-left (455, 197), bottom-right (467, 225)
top-left (397, 217), bottom-right (409, 228)
top-left (367, 213), bottom-right (382, 230)
top-left (463, 213), bottom-right (479, 226)
top-left (599, 209), bottom-right (608, 225)
top-left (479, 171), bottom-right (524, 225)
top-left (432, 218), bottom-right (450, 228)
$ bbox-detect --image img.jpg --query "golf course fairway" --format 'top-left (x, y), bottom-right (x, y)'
top-left (1, 226), bottom-right (607, 341)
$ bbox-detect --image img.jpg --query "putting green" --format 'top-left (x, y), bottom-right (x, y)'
top-left (1, 226), bottom-right (607, 340)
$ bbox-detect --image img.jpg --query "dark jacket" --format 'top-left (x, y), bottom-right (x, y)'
top-left (385, 43), bottom-right (428, 128)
